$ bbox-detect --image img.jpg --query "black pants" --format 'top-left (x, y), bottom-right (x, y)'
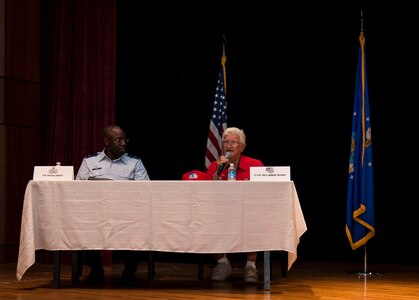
top-left (85, 250), bottom-right (140, 274)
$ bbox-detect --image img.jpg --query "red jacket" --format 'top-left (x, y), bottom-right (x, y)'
top-left (206, 155), bottom-right (263, 181)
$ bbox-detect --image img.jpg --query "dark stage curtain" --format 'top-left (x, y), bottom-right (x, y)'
top-left (40, 0), bottom-right (116, 266)
top-left (41, 0), bottom-right (116, 167)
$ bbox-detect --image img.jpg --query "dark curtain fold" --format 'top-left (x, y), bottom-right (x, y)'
top-left (41, 0), bottom-right (116, 167)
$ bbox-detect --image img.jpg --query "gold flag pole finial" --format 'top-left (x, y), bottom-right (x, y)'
top-left (221, 34), bottom-right (227, 93)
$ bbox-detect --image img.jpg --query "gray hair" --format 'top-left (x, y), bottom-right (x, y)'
top-left (222, 127), bottom-right (246, 144)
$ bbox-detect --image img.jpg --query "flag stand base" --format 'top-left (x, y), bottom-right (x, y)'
top-left (357, 271), bottom-right (383, 277)
top-left (348, 243), bottom-right (381, 278)
top-left (347, 270), bottom-right (383, 277)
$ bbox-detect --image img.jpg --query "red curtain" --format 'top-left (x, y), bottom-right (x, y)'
top-left (41, 0), bottom-right (116, 167)
top-left (40, 0), bottom-right (116, 265)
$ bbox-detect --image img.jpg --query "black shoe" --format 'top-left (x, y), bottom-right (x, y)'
top-left (121, 271), bottom-right (136, 287)
top-left (86, 269), bottom-right (105, 284)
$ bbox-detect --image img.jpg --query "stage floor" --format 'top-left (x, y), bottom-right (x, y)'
top-left (2, 257), bottom-right (419, 299)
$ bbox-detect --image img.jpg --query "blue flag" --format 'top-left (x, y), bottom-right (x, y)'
top-left (346, 32), bottom-right (375, 250)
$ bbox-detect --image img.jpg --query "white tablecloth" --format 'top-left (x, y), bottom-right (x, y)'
top-left (17, 180), bottom-right (307, 281)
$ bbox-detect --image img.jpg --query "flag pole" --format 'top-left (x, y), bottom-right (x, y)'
top-left (204, 36), bottom-right (228, 170)
top-left (358, 243), bottom-right (372, 276)
top-left (357, 243), bottom-right (382, 277)
top-left (358, 12), bottom-right (376, 278)
top-left (346, 10), bottom-right (381, 278)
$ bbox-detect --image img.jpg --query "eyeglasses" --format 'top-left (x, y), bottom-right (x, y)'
top-left (222, 140), bottom-right (241, 146)
top-left (113, 137), bottom-right (129, 143)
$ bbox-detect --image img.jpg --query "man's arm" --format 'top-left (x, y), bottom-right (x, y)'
top-left (75, 158), bottom-right (90, 180)
top-left (133, 159), bottom-right (150, 180)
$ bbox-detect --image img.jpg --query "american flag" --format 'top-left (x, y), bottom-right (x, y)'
top-left (205, 53), bottom-right (227, 170)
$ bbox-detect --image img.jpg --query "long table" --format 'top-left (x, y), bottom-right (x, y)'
top-left (16, 180), bottom-right (307, 290)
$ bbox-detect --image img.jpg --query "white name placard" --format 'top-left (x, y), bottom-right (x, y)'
top-left (33, 166), bottom-right (74, 181)
top-left (250, 166), bottom-right (291, 181)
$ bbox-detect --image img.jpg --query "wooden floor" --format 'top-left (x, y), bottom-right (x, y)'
top-left (2, 258), bottom-right (419, 299)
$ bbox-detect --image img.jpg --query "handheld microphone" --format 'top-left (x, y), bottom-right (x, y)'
top-left (216, 151), bottom-right (232, 175)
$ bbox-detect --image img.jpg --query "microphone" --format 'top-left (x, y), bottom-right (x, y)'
top-left (216, 151), bottom-right (232, 175)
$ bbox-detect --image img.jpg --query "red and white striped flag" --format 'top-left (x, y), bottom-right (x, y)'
top-left (205, 53), bottom-right (227, 170)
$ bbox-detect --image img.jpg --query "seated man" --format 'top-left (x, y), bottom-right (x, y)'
top-left (76, 125), bottom-right (149, 285)
top-left (206, 127), bottom-right (264, 283)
